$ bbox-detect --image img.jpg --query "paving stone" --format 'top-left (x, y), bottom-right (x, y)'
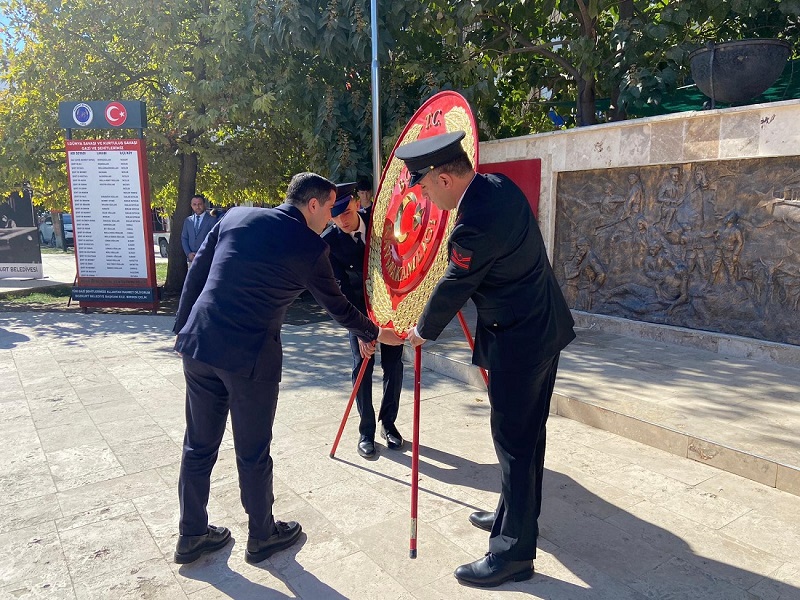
top-left (2, 310), bottom-right (800, 599)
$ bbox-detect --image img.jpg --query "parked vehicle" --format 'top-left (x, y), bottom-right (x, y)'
top-left (38, 213), bottom-right (73, 248)
top-left (152, 211), bottom-right (171, 257)
top-left (154, 231), bottom-right (170, 258)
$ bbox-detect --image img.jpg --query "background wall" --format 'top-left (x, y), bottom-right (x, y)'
top-left (479, 99), bottom-right (800, 352)
top-left (480, 98), bottom-right (800, 255)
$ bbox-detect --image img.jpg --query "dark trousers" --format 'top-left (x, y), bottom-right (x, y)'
top-left (348, 332), bottom-right (404, 439)
top-left (487, 353), bottom-right (560, 561)
top-left (178, 355), bottom-right (279, 540)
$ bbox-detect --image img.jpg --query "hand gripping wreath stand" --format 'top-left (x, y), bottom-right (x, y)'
top-left (329, 92), bottom-right (484, 558)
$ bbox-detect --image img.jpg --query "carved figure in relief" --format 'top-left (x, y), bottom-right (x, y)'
top-left (757, 185), bottom-right (800, 229)
top-left (773, 261), bottom-right (800, 311)
top-left (564, 238), bottom-right (607, 311)
top-left (656, 167), bottom-right (684, 231)
top-left (599, 181), bottom-right (626, 219)
top-left (603, 241), bottom-right (689, 316)
top-left (679, 166), bottom-right (709, 226)
top-left (623, 173), bottom-right (645, 222)
top-left (677, 222), bottom-right (714, 285)
top-left (697, 167), bottom-right (718, 223)
top-left (710, 211), bottom-right (745, 285)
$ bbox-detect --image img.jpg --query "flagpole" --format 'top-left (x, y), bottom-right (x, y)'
top-left (370, 0), bottom-right (381, 194)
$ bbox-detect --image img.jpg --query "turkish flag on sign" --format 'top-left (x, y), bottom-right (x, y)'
top-left (105, 102), bottom-right (127, 127)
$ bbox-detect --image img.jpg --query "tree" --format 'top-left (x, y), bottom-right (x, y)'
top-left (0, 0), bottom-right (306, 294)
top-left (403, 0), bottom-right (800, 134)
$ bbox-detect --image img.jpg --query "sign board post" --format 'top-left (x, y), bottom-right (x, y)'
top-left (59, 101), bottom-right (158, 312)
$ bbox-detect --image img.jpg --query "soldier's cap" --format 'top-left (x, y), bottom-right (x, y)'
top-left (331, 182), bottom-right (357, 217)
top-left (395, 131), bottom-right (467, 187)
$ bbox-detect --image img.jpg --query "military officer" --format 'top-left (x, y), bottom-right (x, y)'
top-left (397, 132), bottom-right (575, 587)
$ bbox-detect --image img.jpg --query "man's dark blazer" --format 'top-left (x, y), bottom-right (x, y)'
top-left (174, 204), bottom-right (378, 381)
top-left (181, 211), bottom-right (217, 257)
top-left (416, 173), bottom-right (575, 370)
top-left (320, 207), bottom-right (370, 312)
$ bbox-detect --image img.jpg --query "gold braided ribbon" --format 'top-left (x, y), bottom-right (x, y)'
top-left (366, 106), bottom-right (476, 333)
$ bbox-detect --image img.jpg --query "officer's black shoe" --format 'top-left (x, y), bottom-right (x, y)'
top-left (245, 520), bottom-right (302, 564)
top-left (380, 424), bottom-right (404, 450)
top-left (454, 553), bottom-right (534, 587)
top-left (357, 435), bottom-right (377, 459)
top-left (469, 510), bottom-right (496, 532)
top-left (174, 525), bottom-right (232, 564)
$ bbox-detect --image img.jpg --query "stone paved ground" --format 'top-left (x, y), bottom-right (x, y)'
top-left (1, 313), bottom-right (800, 599)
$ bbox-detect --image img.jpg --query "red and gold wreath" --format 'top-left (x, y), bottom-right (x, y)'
top-left (364, 92), bottom-right (479, 334)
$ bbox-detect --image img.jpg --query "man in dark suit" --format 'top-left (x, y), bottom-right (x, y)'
top-left (180, 193), bottom-right (217, 262)
top-left (172, 172), bottom-right (402, 565)
top-left (398, 132), bottom-right (575, 587)
top-left (322, 184), bottom-right (405, 459)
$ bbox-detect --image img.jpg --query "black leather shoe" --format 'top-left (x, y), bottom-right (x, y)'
top-left (357, 435), bottom-right (377, 459)
top-left (174, 525), bottom-right (232, 564)
top-left (469, 510), bottom-right (496, 532)
top-left (380, 424), bottom-right (404, 450)
top-left (454, 553), bottom-right (534, 587)
top-left (245, 520), bottom-right (302, 564)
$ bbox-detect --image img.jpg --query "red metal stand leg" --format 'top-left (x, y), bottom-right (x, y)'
top-left (456, 310), bottom-right (489, 387)
top-left (410, 345), bottom-right (421, 559)
top-left (329, 356), bottom-right (371, 459)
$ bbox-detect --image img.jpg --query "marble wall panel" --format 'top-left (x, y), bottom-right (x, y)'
top-left (684, 115), bottom-right (721, 161)
top-left (618, 124), bottom-right (652, 166)
top-left (564, 126), bottom-right (622, 171)
top-left (650, 118), bottom-right (686, 164)
top-left (758, 106), bottom-right (800, 156)
top-left (719, 112), bottom-right (760, 158)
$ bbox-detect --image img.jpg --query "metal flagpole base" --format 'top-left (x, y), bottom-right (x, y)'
top-left (409, 345), bottom-right (421, 558)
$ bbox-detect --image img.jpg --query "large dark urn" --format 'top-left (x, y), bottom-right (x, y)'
top-left (689, 39), bottom-right (791, 106)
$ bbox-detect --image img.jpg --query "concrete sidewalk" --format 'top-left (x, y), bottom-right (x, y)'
top-left (419, 304), bottom-right (800, 499)
top-left (0, 252), bottom-right (77, 294)
top-left (0, 250), bottom-right (168, 295)
top-left (1, 312), bottom-right (799, 599)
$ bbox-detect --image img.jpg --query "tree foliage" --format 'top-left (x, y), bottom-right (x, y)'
top-left (0, 0), bottom-right (308, 293)
top-left (1, 0), bottom-right (799, 293)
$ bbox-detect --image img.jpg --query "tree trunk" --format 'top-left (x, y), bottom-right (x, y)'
top-left (163, 151), bottom-right (198, 296)
top-left (609, 86), bottom-right (627, 121)
top-left (577, 75), bottom-right (598, 126)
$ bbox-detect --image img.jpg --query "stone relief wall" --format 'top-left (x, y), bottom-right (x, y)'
top-left (554, 157), bottom-right (800, 345)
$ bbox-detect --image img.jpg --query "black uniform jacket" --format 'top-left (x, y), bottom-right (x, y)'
top-left (174, 204), bottom-right (379, 381)
top-left (416, 174), bottom-right (575, 370)
top-left (320, 207), bottom-right (370, 313)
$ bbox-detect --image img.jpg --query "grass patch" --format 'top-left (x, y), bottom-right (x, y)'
top-left (39, 246), bottom-right (74, 255)
top-left (156, 262), bottom-right (167, 285)
top-left (5, 285), bottom-right (72, 302)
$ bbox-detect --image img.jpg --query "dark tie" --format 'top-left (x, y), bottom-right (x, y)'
top-left (194, 214), bottom-right (201, 234)
top-left (354, 232), bottom-right (363, 247)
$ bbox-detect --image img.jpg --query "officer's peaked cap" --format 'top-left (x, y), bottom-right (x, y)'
top-left (331, 182), bottom-right (357, 217)
top-left (395, 131), bottom-right (468, 187)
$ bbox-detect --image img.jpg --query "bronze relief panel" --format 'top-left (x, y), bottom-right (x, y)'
top-left (554, 158), bottom-right (800, 345)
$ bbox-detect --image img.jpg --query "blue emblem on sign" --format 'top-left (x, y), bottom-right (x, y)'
top-left (72, 103), bottom-right (93, 127)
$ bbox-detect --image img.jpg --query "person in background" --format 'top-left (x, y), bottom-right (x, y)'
top-left (181, 193), bottom-right (217, 263)
top-left (356, 178), bottom-right (373, 209)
